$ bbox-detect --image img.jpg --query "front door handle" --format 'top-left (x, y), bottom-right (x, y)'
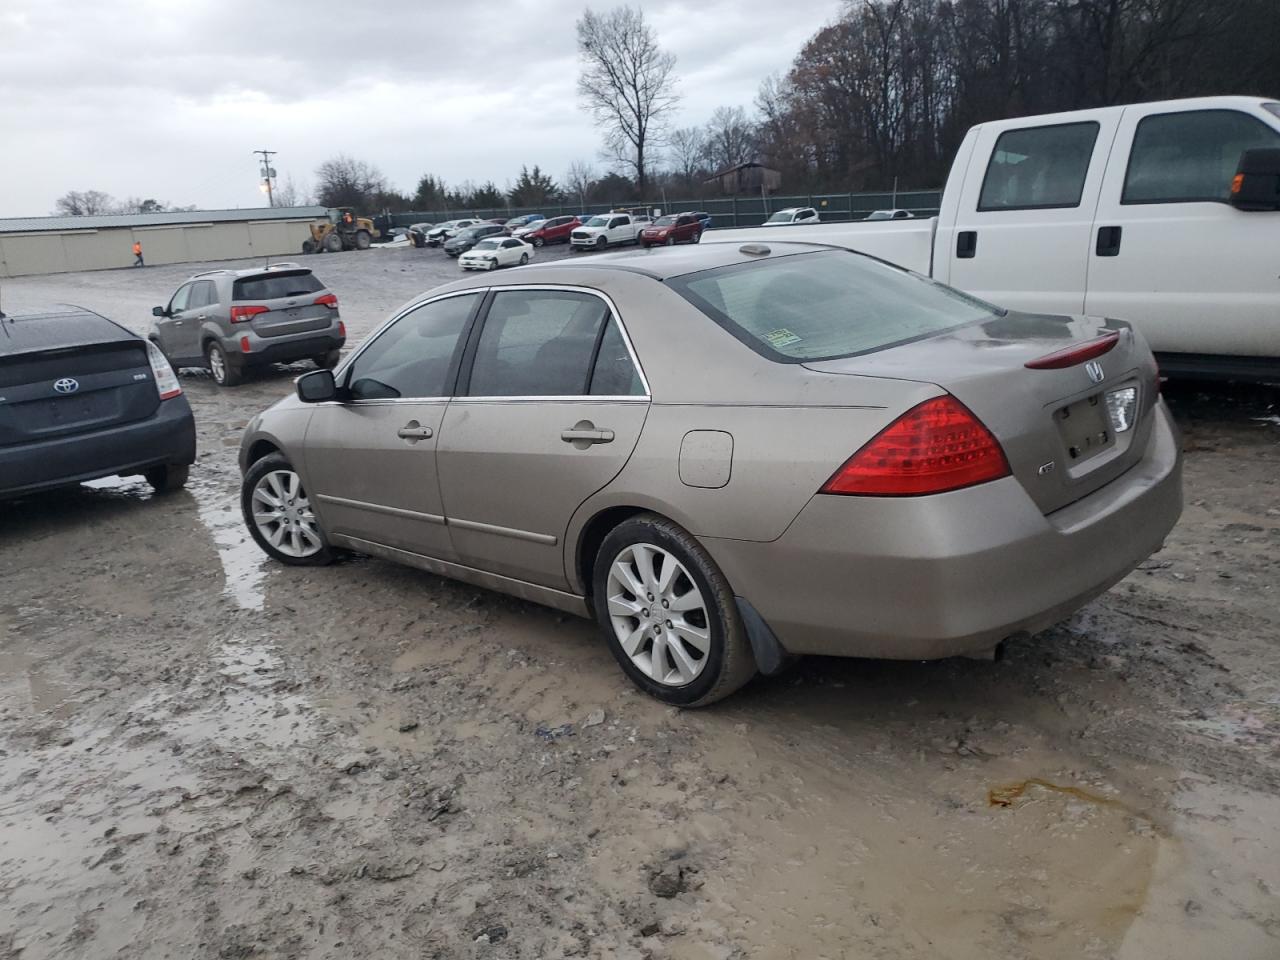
top-left (561, 422), bottom-right (615, 445)
top-left (1096, 225), bottom-right (1122, 257)
top-left (397, 421), bottom-right (433, 442)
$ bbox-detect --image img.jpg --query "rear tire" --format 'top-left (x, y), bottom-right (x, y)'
top-left (312, 349), bottom-right (340, 370)
top-left (592, 513), bottom-right (756, 707)
top-left (241, 454), bottom-right (335, 567)
top-left (323, 232), bottom-right (343, 253)
top-left (519, 253), bottom-right (529, 265)
top-left (354, 230), bottom-right (372, 250)
top-left (145, 464), bottom-right (189, 494)
top-left (691, 231), bottom-right (702, 244)
top-left (206, 342), bottom-right (242, 386)
top-left (302, 240), bottom-right (316, 254)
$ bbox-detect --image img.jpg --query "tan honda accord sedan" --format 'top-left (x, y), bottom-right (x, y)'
top-left (239, 241), bottom-right (1182, 706)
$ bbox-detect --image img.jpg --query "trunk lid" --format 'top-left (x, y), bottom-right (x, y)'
top-left (0, 337), bottom-right (159, 448)
top-left (804, 313), bottom-right (1160, 514)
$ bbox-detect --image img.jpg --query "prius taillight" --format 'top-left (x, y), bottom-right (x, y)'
top-left (820, 396), bottom-right (1010, 497)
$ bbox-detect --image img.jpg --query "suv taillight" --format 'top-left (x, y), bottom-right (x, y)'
top-left (315, 293), bottom-right (338, 309)
top-left (820, 396), bottom-right (1010, 496)
top-left (229, 304), bottom-right (268, 323)
top-left (146, 340), bottom-right (182, 400)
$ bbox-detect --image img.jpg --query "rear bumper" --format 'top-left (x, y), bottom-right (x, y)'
top-left (234, 319), bottom-right (344, 366)
top-left (0, 396), bottom-right (196, 498)
top-left (702, 401), bottom-right (1183, 660)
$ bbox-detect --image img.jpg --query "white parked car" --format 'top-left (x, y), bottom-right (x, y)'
top-left (426, 219), bottom-right (483, 246)
top-left (762, 206), bottom-right (820, 226)
top-left (458, 236), bottom-right (534, 271)
top-left (865, 209), bottom-right (915, 220)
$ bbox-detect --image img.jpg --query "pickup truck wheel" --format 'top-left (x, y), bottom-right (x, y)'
top-left (145, 464), bottom-right (189, 494)
top-left (206, 342), bottom-right (242, 387)
top-left (596, 236), bottom-right (607, 250)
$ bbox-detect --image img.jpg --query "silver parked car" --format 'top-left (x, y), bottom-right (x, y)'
top-left (151, 264), bottom-right (345, 386)
top-left (238, 242), bottom-right (1182, 706)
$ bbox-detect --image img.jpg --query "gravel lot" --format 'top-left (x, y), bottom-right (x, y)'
top-left (2, 248), bottom-right (1279, 959)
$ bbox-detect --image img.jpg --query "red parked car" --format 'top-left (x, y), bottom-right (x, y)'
top-left (515, 215), bottom-right (580, 247)
top-left (640, 212), bottom-right (703, 247)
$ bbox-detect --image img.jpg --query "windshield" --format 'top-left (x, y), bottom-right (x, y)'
top-left (668, 250), bottom-right (1000, 362)
top-left (1265, 103), bottom-right (1280, 122)
top-left (765, 211), bottom-right (793, 223)
top-left (586, 216), bottom-right (608, 227)
top-left (473, 239), bottom-right (502, 251)
top-left (653, 216), bottom-right (677, 226)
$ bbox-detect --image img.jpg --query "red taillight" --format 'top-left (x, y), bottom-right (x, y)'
top-left (315, 293), bottom-right (338, 309)
top-left (229, 304), bottom-right (268, 323)
top-left (821, 395), bottom-right (1010, 497)
top-left (1024, 331), bottom-right (1120, 369)
top-left (240, 336), bottom-right (251, 354)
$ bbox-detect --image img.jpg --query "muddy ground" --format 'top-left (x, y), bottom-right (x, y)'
top-left (2, 249), bottom-right (1279, 959)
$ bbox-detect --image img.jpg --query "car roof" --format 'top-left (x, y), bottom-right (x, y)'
top-left (0, 305), bottom-right (137, 356)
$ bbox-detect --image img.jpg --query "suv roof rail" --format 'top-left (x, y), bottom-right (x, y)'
top-left (190, 269), bottom-right (233, 279)
top-left (263, 261), bottom-right (304, 271)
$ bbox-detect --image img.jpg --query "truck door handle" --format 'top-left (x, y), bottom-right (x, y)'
top-left (956, 231), bottom-right (977, 259)
top-left (561, 426), bottom-right (614, 445)
top-left (1096, 225), bottom-right (1122, 257)
top-left (397, 421), bottom-right (433, 442)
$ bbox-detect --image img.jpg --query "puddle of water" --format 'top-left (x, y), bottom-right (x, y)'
top-left (0, 647), bottom-right (77, 718)
top-left (193, 491), bottom-right (266, 611)
top-left (988, 777), bottom-right (1129, 811)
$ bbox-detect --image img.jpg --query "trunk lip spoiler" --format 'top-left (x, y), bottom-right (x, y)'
top-left (1024, 331), bottom-right (1121, 370)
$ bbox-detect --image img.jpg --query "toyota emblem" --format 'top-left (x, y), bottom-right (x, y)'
top-left (1085, 361), bottom-right (1105, 384)
top-left (53, 377), bottom-right (80, 394)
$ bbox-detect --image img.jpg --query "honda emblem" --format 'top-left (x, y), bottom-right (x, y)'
top-left (1085, 361), bottom-right (1105, 384)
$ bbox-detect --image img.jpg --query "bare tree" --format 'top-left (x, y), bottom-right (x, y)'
top-left (576, 5), bottom-right (679, 200)
top-left (564, 161), bottom-right (597, 208)
top-left (273, 175), bottom-right (302, 208)
top-left (314, 155), bottom-right (390, 210)
top-left (703, 106), bottom-right (757, 173)
top-left (54, 190), bottom-right (114, 216)
top-left (666, 127), bottom-right (707, 188)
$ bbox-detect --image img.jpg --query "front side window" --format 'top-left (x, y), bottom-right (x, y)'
top-left (346, 294), bottom-right (477, 400)
top-left (467, 290), bottom-right (610, 397)
top-left (978, 121), bottom-right (1099, 211)
top-left (169, 283), bottom-right (192, 313)
top-left (669, 250), bottom-right (999, 362)
top-left (766, 211), bottom-right (793, 223)
top-left (608, 217), bottom-right (625, 229)
top-left (1123, 109), bottom-right (1280, 204)
top-left (187, 281), bottom-right (213, 309)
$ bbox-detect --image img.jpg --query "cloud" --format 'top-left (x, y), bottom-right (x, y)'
top-left (0, 0), bottom-right (842, 215)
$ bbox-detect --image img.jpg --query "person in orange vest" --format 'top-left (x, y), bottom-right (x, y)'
top-left (132, 240), bottom-right (144, 267)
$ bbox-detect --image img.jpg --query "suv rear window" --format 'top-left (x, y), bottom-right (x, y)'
top-left (233, 271), bottom-right (323, 301)
top-left (669, 251), bottom-right (999, 362)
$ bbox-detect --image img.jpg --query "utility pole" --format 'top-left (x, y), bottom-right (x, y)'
top-left (253, 149), bottom-right (277, 206)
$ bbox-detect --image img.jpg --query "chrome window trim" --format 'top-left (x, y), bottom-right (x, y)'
top-left (462, 283), bottom-right (652, 401)
top-left (336, 288), bottom-right (489, 404)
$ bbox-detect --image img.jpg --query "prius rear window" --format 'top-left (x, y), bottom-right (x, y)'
top-left (669, 251), bottom-right (999, 362)
top-left (233, 271), bottom-right (323, 301)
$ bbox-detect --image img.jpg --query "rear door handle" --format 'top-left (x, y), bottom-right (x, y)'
top-left (561, 428), bottom-right (614, 444)
top-left (1096, 225), bottom-right (1122, 257)
top-left (397, 421), bottom-right (433, 441)
top-left (956, 230), bottom-right (978, 259)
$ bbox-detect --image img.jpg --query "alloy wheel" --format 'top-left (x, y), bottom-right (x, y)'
top-left (250, 469), bottom-right (323, 558)
top-left (208, 345), bottom-right (226, 384)
top-left (606, 543), bottom-right (710, 686)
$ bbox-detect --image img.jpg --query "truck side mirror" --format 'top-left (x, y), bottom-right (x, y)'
top-left (296, 369), bottom-right (337, 403)
top-left (1229, 148), bottom-right (1280, 211)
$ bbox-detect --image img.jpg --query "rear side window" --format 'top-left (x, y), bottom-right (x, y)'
top-left (669, 251), bottom-right (999, 362)
top-left (978, 121), bottom-right (1099, 211)
top-left (188, 280), bottom-right (215, 309)
top-left (467, 290), bottom-right (609, 397)
top-left (347, 294), bottom-right (477, 400)
top-left (233, 271), bottom-right (323, 301)
top-left (1122, 109), bottom-right (1280, 204)
top-left (589, 319), bottom-right (645, 396)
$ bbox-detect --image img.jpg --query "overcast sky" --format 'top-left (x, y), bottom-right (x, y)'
top-left (0, 0), bottom-right (844, 217)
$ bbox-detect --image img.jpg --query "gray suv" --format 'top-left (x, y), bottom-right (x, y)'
top-left (150, 264), bottom-right (345, 386)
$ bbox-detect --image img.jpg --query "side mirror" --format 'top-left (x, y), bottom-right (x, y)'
top-left (296, 369), bottom-right (337, 403)
top-left (1230, 147), bottom-right (1280, 211)
top-left (152, 306), bottom-right (166, 317)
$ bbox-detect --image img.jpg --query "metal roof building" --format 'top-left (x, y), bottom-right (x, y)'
top-left (0, 206), bottom-right (328, 278)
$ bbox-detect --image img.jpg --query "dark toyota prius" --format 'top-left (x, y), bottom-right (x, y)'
top-left (0, 306), bottom-right (196, 498)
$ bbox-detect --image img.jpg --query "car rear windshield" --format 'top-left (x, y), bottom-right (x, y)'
top-left (668, 250), bottom-right (1000, 362)
top-left (233, 271), bottom-right (323, 301)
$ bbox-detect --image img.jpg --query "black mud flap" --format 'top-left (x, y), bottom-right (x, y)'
top-left (734, 597), bottom-right (796, 676)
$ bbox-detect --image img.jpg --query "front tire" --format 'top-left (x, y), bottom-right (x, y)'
top-left (323, 232), bottom-right (343, 253)
top-left (532, 236), bottom-right (544, 248)
top-left (301, 239), bottom-right (316, 255)
top-left (241, 454), bottom-right (334, 566)
top-left (596, 236), bottom-right (607, 250)
top-left (354, 230), bottom-right (372, 250)
top-left (145, 464), bottom-right (189, 494)
top-left (592, 514), bottom-right (756, 707)
top-left (206, 342), bottom-right (242, 386)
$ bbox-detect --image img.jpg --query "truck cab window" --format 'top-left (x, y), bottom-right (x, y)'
top-left (978, 121), bottom-right (1099, 211)
top-left (1122, 109), bottom-right (1280, 204)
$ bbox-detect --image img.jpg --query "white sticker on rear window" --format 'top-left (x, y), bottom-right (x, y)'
top-left (765, 328), bottom-right (802, 348)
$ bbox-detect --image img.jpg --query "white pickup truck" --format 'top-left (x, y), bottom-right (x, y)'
top-left (721, 96), bottom-right (1280, 380)
top-left (570, 213), bottom-right (649, 251)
